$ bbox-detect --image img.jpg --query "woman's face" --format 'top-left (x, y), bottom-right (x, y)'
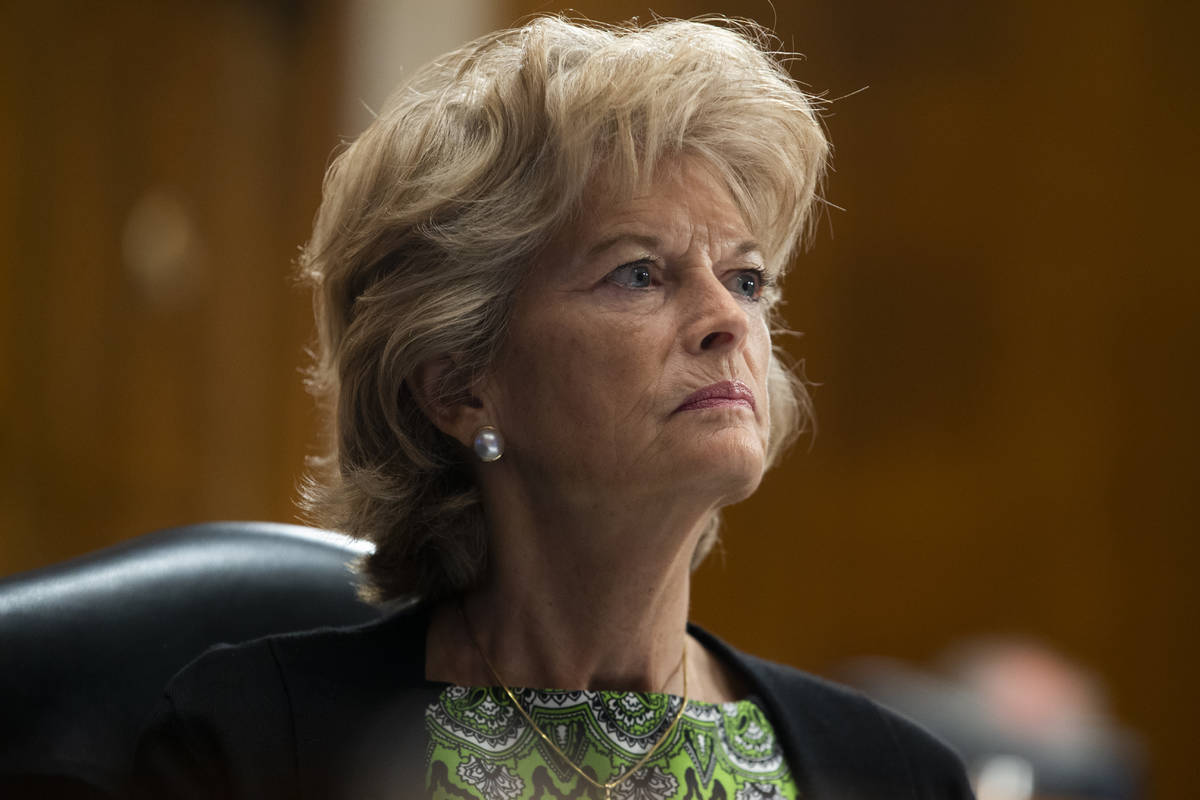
top-left (480, 160), bottom-right (775, 512)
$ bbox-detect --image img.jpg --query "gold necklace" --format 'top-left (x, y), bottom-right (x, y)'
top-left (459, 605), bottom-right (689, 800)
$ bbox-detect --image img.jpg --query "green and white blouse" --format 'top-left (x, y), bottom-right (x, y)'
top-left (425, 685), bottom-right (798, 799)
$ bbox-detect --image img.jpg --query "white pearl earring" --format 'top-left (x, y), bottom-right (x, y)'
top-left (472, 426), bottom-right (504, 462)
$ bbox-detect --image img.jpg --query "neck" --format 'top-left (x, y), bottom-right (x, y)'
top-left (426, 474), bottom-right (716, 696)
top-left (458, 585), bottom-right (689, 695)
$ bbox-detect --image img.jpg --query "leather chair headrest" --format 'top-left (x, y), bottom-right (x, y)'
top-left (0, 521), bottom-right (381, 797)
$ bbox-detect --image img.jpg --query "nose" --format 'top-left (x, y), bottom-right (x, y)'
top-left (683, 272), bottom-right (751, 355)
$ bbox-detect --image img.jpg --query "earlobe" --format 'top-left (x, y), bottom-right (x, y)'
top-left (409, 357), bottom-right (490, 448)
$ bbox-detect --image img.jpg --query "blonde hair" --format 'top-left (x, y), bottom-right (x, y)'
top-left (299, 15), bottom-right (828, 604)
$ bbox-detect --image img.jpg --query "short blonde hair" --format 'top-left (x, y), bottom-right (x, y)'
top-left (299, 15), bottom-right (828, 604)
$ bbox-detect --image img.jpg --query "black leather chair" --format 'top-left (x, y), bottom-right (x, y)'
top-left (0, 521), bottom-right (381, 798)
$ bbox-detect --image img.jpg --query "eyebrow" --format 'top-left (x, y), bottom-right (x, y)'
top-left (584, 233), bottom-right (763, 261)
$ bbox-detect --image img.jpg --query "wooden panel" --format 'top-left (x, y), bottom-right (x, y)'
top-left (0, 0), bottom-right (343, 568)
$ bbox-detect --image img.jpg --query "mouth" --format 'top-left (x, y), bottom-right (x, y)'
top-left (674, 379), bottom-right (756, 414)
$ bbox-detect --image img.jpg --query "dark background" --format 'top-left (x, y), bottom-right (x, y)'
top-left (2, 1), bottom-right (1195, 795)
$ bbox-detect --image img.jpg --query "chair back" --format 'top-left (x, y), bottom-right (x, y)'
top-left (0, 521), bottom-right (380, 797)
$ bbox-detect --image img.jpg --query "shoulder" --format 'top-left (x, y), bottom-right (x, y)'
top-left (146, 606), bottom-right (423, 719)
top-left (132, 606), bottom-right (433, 800)
top-left (131, 633), bottom-right (300, 799)
top-left (690, 625), bottom-right (975, 800)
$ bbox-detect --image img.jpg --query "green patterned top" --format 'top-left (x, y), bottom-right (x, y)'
top-left (425, 685), bottom-right (798, 799)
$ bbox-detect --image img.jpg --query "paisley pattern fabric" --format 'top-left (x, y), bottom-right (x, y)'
top-left (425, 686), bottom-right (798, 799)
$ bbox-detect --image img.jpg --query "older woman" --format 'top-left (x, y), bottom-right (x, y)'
top-left (134, 15), bottom-right (972, 800)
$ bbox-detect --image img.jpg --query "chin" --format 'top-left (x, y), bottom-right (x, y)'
top-left (722, 464), bottom-right (766, 506)
top-left (684, 436), bottom-right (767, 506)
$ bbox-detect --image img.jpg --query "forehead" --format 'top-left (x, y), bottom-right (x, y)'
top-left (570, 160), bottom-right (757, 253)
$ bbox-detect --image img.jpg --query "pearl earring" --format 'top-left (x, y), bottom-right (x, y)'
top-left (472, 426), bottom-right (504, 462)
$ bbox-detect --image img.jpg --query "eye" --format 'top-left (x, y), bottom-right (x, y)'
top-left (607, 260), bottom-right (655, 289)
top-left (726, 268), bottom-right (769, 301)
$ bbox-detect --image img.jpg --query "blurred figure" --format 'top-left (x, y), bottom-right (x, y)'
top-left (843, 638), bottom-right (1142, 800)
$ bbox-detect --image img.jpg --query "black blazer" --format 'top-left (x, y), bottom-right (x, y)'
top-left (132, 605), bottom-right (974, 799)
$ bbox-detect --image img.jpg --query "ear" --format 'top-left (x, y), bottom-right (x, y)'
top-left (409, 356), bottom-right (490, 448)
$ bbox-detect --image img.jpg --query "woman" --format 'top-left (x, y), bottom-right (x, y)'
top-left (134, 15), bottom-right (973, 800)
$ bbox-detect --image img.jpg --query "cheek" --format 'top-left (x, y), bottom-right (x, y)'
top-left (749, 321), bottom-right (773, 429)
top-left (746, 318), bottom-right (771, 377)
top-left (498, 314), bottom-right (666, 435)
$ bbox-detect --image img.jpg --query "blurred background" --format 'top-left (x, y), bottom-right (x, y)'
top-left (1, 0), bottom-right (1194, 797)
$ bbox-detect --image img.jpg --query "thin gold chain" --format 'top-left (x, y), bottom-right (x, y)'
top-left (459, 605), bottom-right (689, 800)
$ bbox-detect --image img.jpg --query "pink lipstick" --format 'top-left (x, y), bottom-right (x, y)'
top-left (674, 380), bottom-right (756, 413)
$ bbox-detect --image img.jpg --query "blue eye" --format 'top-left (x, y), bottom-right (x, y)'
top-left (608, 261), bottom-right (655, 289)
top-left (727, 269), bottom-right (768, 300)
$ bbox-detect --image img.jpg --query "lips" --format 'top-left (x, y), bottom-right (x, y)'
top-left (674, 380), bottom-right (756, 413)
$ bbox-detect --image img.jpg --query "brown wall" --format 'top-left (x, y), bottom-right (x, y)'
top-left (2, 0), bottom-right (1195, 796)
top-left (0, 1), bottom-right (342, 566)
